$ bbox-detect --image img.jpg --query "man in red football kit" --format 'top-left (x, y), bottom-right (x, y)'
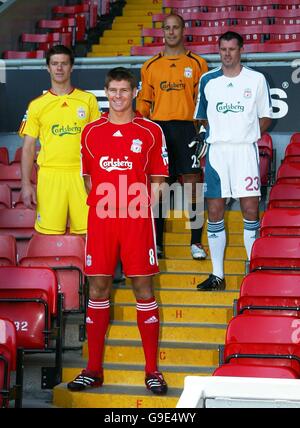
top-left (67, 67), bottom-right (169, 395)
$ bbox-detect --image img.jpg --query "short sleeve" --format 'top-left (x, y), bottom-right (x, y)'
top-left (147, 125), bottom-right (169, 177)
top-left (194, 74), bottom-right (208, 120)
top-left (89, 93), bottom-right (101, 122)
top-left (136, 64), bottom-right (153, 118)
top-left (18, 102), bottom-right (40, 139)
top-left (257, 74), bottom-right (273, 119)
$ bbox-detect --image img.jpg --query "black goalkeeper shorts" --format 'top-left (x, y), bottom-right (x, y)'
top-left (155, 120), bottom-right (201, 178)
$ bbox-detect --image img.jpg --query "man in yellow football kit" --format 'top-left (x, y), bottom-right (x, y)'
top-left (20, 45), bottom-right (100, 234)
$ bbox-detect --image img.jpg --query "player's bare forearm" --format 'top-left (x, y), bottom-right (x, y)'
top-left (83, 175), bottom-right (92, 194)
top-left (21, 135), bottom-right (36, 185)
top-left (21, 135), bottom-right (37, 208)
top-left (136, 98), bottom-right (151, 118)
top-left (199, 119), bottom-right (208, 129)
top-left (259, 117), bottom-right (272, 134)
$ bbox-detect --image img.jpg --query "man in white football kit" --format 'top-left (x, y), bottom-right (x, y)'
top-left (194, 31), bottom-right (273, 291)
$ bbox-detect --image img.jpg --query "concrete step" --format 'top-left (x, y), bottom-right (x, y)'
top-left (54, 383), bottom-right (180, 408)
top-left (62, 364), bottom-right (214, 389)
top-left (163, 245), bottom-right (246, 260)
top-left (82, 340), bottom-right (220, 366)
top-left (158, 258), bottom-right (245, 274)
top-left (164, 232), bottom-right (245, 245)
top-left (103, 29), bottom-right (141, 37)
top-left (112, 303), bottom-right (233, 324)
top-left (148, 272), bottom-right (243, 290)
top-left (99, 36), bottom-right (141, 45)
top-left (87, 52), bottom-right (129, 57)
top-left (95, 321), bottom-right (227, 344)
top-left (114, 16), bottom-right (153, 24)
top-left (91, 44), bottom-right (132, 54)
top-left (112, 287), bottom-right (238, 306)
top-left (112, 22), bottom-right (152, 31)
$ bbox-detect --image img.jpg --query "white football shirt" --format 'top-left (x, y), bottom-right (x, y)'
top-left (194, 66), bottom-right (273, 144)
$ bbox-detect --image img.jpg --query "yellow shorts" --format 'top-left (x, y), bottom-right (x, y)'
top-left (35, 167), bottom-right (88, 234)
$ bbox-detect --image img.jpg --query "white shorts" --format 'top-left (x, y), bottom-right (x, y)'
top-left (204, 143), bottom-right (261, 199)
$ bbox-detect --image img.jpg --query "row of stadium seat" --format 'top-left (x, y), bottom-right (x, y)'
top-left (164, 0), bottom-right (300, 14)
top-left (151, 9), bottom-right (300, 27)
top-left (0, 266), bottom-right (64, 407)
top-left (0, 146), bottom-right (40, 165)
top-left (2, 0), bottom-right (99, 59)
top-left (212, 130), bottom-right (300, 379)
top-left (0, 233), bottom-right (86, 313)
top-left (0, 230), bottom-right (90, 406)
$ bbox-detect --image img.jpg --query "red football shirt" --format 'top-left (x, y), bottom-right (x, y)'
top-left (81, 112), bottom-right (169, 209)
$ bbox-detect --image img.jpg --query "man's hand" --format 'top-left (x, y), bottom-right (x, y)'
top-left (21, 183), bottom-right (36, 209)
top-left (188, 127), bottom-right (208, 160)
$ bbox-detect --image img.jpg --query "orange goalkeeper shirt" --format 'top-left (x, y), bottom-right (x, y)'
top-left (137, 51), bottom-right (208, 122)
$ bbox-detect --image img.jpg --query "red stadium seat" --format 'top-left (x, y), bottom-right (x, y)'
top-left (284, 133), bottom-right (300, 161)
top-left (265, 24), bottom-right (300, 42)
top-left (276, 161), bottom-right (300, 184)
top-left (290, 132), bottom-right (300, 145)
top-left (131, 45), bottom-right (163, 56)
top-left (52, 4), bottom-right (91, 41)
top-left (0, 235), bottom-right (17, 266)
top-left (0, 147), bottom-right (9, 165)
top-left (269, 8), bottom-right (300, 25)
top-left (229, 9), bottom-right (270, 25)
top-left (251, 41), bottom-right (300, 53)
top-left (19, 234), bottom-right (86, 312)
top-left (222, 314), bottom-right (300, 374)
top-left (21, 32), bottom-right (63, 51)
top-left (268, 183), bottom-right (300, 209)
top-left (236, 271), bottom-right (300, 317)
top-left (37, 18), bottom-right (76, 46)
top-left (257, 132), bottom-right (275, 186)
top-left (285, 144), bottom-right (300, 161)
top-left (236, 0), bottom-right (275, 11)
top-left (213, 364), bottom-right (299, 378)
top-left (13, 146), bottom-right (40, 163)
top-left (0, 208), bottom-right (36, 260)
top-left (0, 318), bottom-right (22, 408)
top-left (0, 163), bottom-right (36, 189)
top-left (260, 208), bottom-right (300, 236)
top-left (2, 50), bottom-right (45, 59)
top-left (250, 236), bottom-right (300, 272)
top-left (163, 0), bottom-right (203, 14)
top-left (0, 266), bottom-right (63, 389)
top-left (0, 184), bottom-right (11, 208)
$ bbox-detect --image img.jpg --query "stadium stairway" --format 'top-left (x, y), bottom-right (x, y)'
top-left (88, 0), bottom-right (166, 57)
top-left (52, 210), bottom-right (246, 408)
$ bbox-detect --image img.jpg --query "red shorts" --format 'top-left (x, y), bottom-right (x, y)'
top-left (85, 206), bottom-right (160, 277)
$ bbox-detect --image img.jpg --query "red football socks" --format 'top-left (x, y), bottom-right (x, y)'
top-left (86, 298), bottom-right (110, 376)
top-left (136, 297), bottom-right (160, 374)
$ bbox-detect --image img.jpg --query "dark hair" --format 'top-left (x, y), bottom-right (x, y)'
top-left (104, 67), bottom-right (137, 90)
top-left (163, 13), bottom-right (185, 29)
top-left (46, 44), bottom-right (75, 66)
top-left (218, 31), bottom-right (244, 48)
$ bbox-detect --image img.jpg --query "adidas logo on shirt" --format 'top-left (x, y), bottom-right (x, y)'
top-left (113, 130), bottom-right (123, 137)
top-left (145, 315), bottom-right (158, 324)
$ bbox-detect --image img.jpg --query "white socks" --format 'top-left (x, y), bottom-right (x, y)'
top-left (243, 219), bottom-right (260, 260)
top-left (207, 220), bottom-right (226, 279)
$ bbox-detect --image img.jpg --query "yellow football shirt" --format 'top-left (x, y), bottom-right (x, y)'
top-left (19, 88), bottom-right (100, 168)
